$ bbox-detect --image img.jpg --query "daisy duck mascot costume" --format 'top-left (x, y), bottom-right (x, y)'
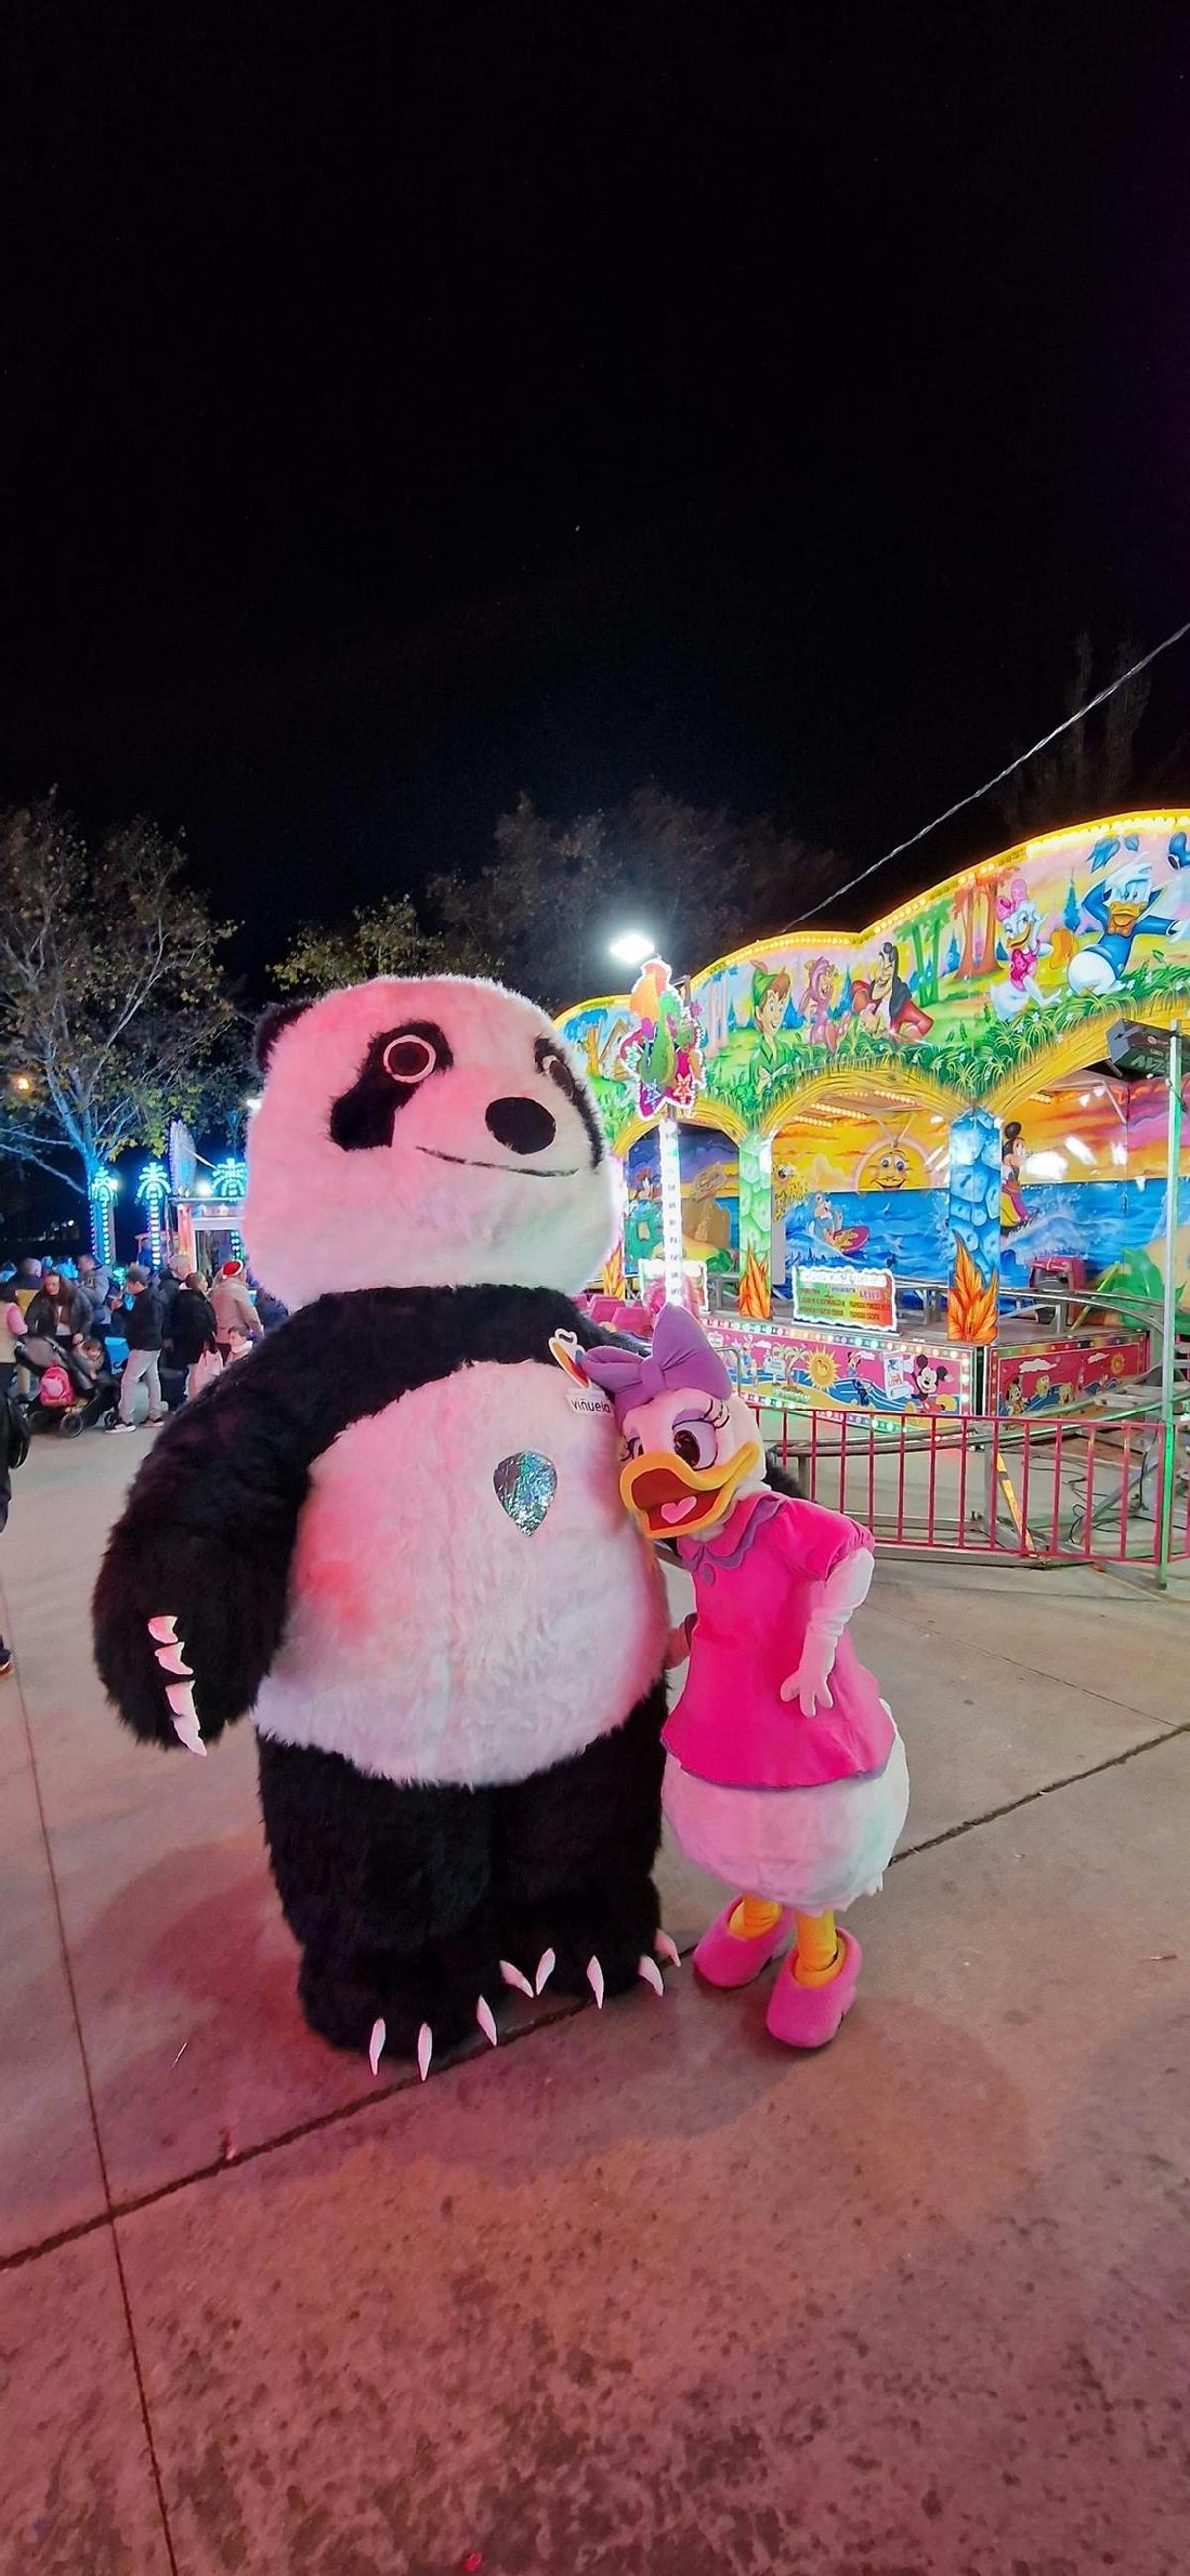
top-left (583, 1305), bottom-right (910, 2049)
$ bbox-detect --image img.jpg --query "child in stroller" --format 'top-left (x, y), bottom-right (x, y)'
top-left (20, 1333), bottom-right (118, 1436)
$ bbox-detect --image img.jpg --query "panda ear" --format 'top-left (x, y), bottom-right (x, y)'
top-left (253, 1000), bottom-right (310, 1076)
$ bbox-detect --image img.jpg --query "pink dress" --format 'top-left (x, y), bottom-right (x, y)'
top-left (663, 1492), bottom-right (893, 1788)
top-left (661, 1491), bottom-right (909, 1913)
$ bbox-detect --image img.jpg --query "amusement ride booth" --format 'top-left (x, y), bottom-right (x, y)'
top-left (160, 1120), bottom-right (248, 1275)
top-left (559, 813), bottom-right (1190, 1571)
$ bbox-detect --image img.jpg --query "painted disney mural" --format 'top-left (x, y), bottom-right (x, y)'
top-left (560, 816), bottom-right (1190, 1145)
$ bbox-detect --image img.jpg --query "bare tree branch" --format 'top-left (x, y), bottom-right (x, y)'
top-left (0, 793), bottom-right (240, 1196)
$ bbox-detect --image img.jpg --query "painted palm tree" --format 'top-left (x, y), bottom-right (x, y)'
top-left (908, 895), bottom-right (952, 1004)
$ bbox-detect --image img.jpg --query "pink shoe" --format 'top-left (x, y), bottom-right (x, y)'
top-left (693, 1899), bottom-right (792, 1989)
top-left (765, 1928), bottom-right (862, 2049)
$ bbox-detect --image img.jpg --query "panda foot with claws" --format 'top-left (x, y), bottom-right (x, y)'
top-left (497, 1873), bottom-right (664, 2013)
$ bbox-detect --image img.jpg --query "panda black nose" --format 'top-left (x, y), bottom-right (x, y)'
top-left (485, 1095), bottom-right (558, 1155)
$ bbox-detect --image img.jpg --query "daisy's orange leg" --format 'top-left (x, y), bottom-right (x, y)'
top-left (791, 1909), bottom-right (843, 1988)
top-left (729, 1894), bottom-right (783, 1940)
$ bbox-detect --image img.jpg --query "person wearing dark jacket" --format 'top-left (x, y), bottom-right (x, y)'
top-left (21, 1269), bottom-right (95, 1393)
top-left (168, 1274), bottom-right (220, 1393)
top-left (24, 1269), bottom-right (92, 1342)
top-left (109, 1267), bottom-right (166, 1431)
top-left (249, 1279), bottom-right (289, 1332)
top-left (77, 1252), bottom-right (109, 1303)
top-left (156, 1256), bottom-right (188, 1347)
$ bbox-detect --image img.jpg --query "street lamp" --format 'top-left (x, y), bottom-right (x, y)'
top-left (609, 929), bottom-right (657, 968)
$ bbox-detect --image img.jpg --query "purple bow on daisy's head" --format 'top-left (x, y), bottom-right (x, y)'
top-left (582, 1302), bottom-right (733, 1427)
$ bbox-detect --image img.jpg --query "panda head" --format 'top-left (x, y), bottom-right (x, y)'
top-left (242, 975), bottom-right (615, 1308)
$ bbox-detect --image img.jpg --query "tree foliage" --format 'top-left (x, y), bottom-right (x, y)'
top-left (271, 892), bottom-right (490, 997)
top-left (427, 786), bottom-right (839, 1008)
top-left (993, 632), bottom-right (1151, 841)
top-left (0, 794), bottom-right (240, 1194)
top-left (267, 788), bottom-right (839, 1014)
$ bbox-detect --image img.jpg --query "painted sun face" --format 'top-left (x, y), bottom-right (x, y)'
top-left (856, 1136), bottom-right (927, 1192)
top-left (618, 1384), bottom-right (766, 1539)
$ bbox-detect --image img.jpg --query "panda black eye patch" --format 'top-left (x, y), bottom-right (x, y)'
top-left (534, 1035), bottom-right (605, 1169)
top-left (330, 1022), bottom-right (453, 1152)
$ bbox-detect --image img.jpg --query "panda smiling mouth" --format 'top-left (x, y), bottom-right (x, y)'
top-left (416, 1147), bottom-right (580, 1179)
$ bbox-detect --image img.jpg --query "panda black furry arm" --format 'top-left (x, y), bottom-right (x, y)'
top-left (94, 1281), bottom-right (595, 1748)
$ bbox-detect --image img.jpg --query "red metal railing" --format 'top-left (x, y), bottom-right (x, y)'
top-left (754, 1400), bottom-right (1190, 1571)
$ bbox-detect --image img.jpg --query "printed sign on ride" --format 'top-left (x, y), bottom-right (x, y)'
top-left (792, 1266), bottom-right (898, 1333)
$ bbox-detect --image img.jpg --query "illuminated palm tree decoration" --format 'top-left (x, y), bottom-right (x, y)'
top-left (209, 1155), bottom-right (247, 1202)
top-left (136, 1158), bottom-right (170, 1271)
top-left (89, 1168), bottom-right (119, 1268)
top-left (209, 1153), bottom-right (248, 1260)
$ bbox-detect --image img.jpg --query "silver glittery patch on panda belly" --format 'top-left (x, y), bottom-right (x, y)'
top-left (493, 1450), bottom-right (557, 1533)
top-left (251, 1358), bottom-right (668, 1787)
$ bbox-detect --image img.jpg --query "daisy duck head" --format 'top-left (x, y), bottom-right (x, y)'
top-left (583, 1303), bottom-right (766, 1540)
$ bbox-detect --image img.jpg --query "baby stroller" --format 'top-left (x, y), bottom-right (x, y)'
top-left (20, 1334), bottom-right (118, 1436)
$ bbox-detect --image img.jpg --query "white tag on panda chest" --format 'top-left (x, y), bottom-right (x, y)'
top-left (548, 1328), bottom-right (614, 1418)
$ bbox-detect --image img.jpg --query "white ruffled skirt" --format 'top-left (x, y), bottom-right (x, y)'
top-left (662, 1716), bottom-right (910, 1916)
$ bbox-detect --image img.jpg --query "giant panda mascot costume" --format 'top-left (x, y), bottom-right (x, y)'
top-left (93, 977), bottom-right (673, 2073)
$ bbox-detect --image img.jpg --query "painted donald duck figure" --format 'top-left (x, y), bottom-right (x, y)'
top-left (584, 1305), bottom-right (910, 2048)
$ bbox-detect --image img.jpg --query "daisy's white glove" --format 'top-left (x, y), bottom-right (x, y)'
top-left (780, 1546), bottom-right (874, 1717)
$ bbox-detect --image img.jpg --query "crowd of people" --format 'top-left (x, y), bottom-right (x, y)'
top-left (0, 1251), bottom-right (288, 1427)
top-left (0, 1248), bottom-right (289, 1677)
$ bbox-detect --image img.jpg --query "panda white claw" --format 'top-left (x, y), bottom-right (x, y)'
top-left (655, 1930), bottom-right (680, 1967)
top-left (416, 2022), bottom-right (433, 2082)
top-left (368, 2018), bottom-right (386, 2076)
top-left (535, 1947), bottom-right (556, 1995)
top-left (638, 1954), bottom-right (664, 1995)
top-left (476, 1996), bottom-right (499, 2047)
top-left (154, 1642), bottom-right (193, 1678)
top-left (147, 1614), bottom-right (178, 1644)
top-left (166, 1680), bottom-right (205, 1755)
top-left (586, 1955), bottom-right (605, 2010)
top-left (499, 1960), bottom-right (534, 1998)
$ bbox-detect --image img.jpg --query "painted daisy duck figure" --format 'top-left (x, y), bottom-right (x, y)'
top-left (583, 1305), bottom-right (909, 2048)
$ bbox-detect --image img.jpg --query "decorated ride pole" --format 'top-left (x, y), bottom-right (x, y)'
top-left (601, 1150), bottom-right (628, 1300)
top-left (658, 1109), bottom-right (685, 1305)
top-left (1158, 1026), bottom-right (1183, 1585)
top-left (947, 1109), bottom-right (1000, 1350)
top-left (737, 1131), bottom-right (773, 1319)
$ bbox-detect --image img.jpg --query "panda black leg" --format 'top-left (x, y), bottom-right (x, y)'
top-left (298, 1916), bottom-right (501, 2062)
top-left (258, 1736), bottom-right (504, 2065)
top-left (494, 1680), bottom-right (667, 2003)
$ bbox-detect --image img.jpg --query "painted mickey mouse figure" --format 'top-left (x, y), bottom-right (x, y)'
top-left (94, 977), bottom-right (677, 2076)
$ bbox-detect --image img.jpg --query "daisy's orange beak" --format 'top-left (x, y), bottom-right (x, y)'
top-left (619, 1439), bottom-right (763, 1538)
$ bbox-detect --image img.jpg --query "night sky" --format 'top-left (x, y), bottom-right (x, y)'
top-left (4, 7), bottom-right (1189, 997)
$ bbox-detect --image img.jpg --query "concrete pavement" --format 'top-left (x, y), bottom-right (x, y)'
top-left (2, 1427), bottom-right (1187, 2574)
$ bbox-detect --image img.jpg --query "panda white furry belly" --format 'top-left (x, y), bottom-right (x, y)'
top-left (251, 1358), bottom-right (668, 1787)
